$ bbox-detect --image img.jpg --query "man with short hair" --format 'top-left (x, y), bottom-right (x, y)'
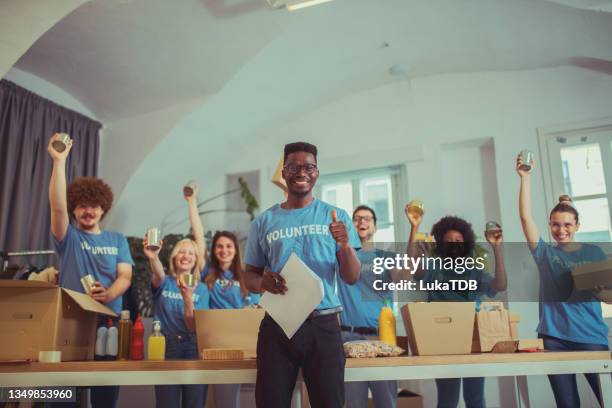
top-left (48, 133), bottom-right (133, 408)
top-left (337, 204), bottom-right (402, 408)
top-left (245, 142), bottom-right (361, 408)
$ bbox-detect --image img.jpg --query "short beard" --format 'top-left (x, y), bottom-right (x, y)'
top-left (289, 188), bottom-right (311, 198)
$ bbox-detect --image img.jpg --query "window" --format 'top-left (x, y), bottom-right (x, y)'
top-left (544, 130), bottom-right (612, 243)
top-left (316, 166), bottom-right (403, 242)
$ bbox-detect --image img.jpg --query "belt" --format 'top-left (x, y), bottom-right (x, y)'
top-left (341, 325), bottom-right (377, 335)
top-left (171, 334), bottom-right (196, 343)
top-left (307, 306), bottom-right (343, 319)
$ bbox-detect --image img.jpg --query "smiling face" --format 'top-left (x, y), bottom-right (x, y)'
top-left (73, 204), bottom-right (104, 231)
top-left (353, 209), bottom-right (376, 242)
top-left (214, 236), bottom-right (236, 269)
top-left (549, 211), bottom-right (579, 244)
top-left (173, 240), bottom-right (198, 274)
top-left (282, 151), bottom-right (319, 198)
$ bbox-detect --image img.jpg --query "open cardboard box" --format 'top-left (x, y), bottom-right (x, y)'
top-left (401, 302), bottom-right (475, 356)
top-left (0, 280), bottom-right (116, 361)
top-left (195, 309), bottom-right (265, 359)
top-left (572, 259), bottom-right (612, 291)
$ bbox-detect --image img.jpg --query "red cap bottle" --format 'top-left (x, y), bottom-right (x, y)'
top-left (130, 314), bottom-right (145, 360)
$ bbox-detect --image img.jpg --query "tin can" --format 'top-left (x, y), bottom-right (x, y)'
top-left (406, 200), bottom-right (424, 217)
top-left (146, 228), bottom-right (161, 250)
top-left (518, 150), bottom-right (533, 172)
top-left (52, 133), bottom-right (71, 153)
top-left (80, 274), bottom-right (96, 294)
top-left (180, 272), bottom-right (196, 287)
top-left (485, 221), bottom-right (502, 239)
top-left (183, 180), bottom-right (197, 197)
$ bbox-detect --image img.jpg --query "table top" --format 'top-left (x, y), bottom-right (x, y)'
top-left (0, 351), bottom-right (609, 373)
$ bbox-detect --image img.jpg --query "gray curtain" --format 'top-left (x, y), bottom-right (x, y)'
top-left (0, 79), bottom-right (101, 268)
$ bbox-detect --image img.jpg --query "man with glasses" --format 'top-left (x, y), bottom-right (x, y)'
top-left (337, 205), bottom-right (412, 408)
top-left (245, 142), bottom-right (361, 408)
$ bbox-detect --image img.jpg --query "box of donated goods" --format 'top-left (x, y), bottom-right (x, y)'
top-left (0, 280), bottom-right (116, 362)
top-left (401, 302), bottom-right (475, 356)
top-left (572, 259), bottom-right (612, 291)
top-left (195, 309), bottom-right (265, 359)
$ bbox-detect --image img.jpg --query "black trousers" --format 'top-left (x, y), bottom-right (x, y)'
top-left (255, 313), bottom-right (345, 408)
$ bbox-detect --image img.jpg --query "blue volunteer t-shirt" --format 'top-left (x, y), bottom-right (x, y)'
top-left (532, 238), bottom-right (608, 345)
top-left (152, 276), bottom-right (210, 338)
top-left (338, 249), bottom-right (394, 328)
top-left (201, 265), bottom-right (260, 309)
top-left (244, 198), bottom-right (361, 310)
top-left (53, 224), bottom-right (134, 313)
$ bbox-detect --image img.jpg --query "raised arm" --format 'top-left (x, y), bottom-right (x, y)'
top-left (485, 230), bottom-right (507, 292)
top-left (144, 236), bottom-right (165, 289)
top-left (185, 183), bottom-right (207, 271)
top-left (330, 210), bottom-right (360, 284)
top-left (47, 134), bottom-right (72, 241)
top-left (517, 154), bottom-right (540, 250)
top-left (406, 205), bottom-right (426, 280)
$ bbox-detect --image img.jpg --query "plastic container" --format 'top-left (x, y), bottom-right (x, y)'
top-left (130, 314), bottom-right (145, 360)
top-left (106, 318), bottom-right (118, 360)
top-left (117, 310), bottom-right (132, 360)
top-left (378, 300), bottom-right (397, 346)
top-left (95, 326), bottom-right (108, 359)
top-left (147, 321), bottom-right (166, 361)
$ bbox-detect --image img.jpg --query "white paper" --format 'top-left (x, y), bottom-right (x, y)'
top-left (259, 253), bottom-right (324, 339)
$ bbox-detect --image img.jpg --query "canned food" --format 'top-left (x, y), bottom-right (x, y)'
top-left (183, 180), bottom-right (197, 197)
top-left (146, 228), bottom-right (161, 250)
top-left (80, 274), bottom-right (96, 294)
top-left (52, 133), bottom-right (71, 153)
top-left (180, 272), bottom-right (196, 287)
top-left (485, 221), bottom-right (502, 239)
top-left (518, 150), bottom-right (533, 171)
top-left (406, 200), bottom-right (424, 217)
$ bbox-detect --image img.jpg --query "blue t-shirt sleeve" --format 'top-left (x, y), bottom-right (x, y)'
top-left (531, 237), bottom-right (548, 265)
top-left (117, 235), bottom-right (134, 265)
top-left (587, 244), bottom-right (607, 263)
top-left (151, 275), bottom-right (167, 299)
top-left (244, 218), bottom-right (265, 267)
top-left (53, 223), bottom-right (75, 254)
top-left (246, 292), bottom-right (261, 305)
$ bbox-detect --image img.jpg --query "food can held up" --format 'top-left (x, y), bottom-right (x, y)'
top-left (183, 180), bottom-right (197, 197)
top-left (518, 150), bottom-right (533, 172)
top-left (52, 133), bottom-right (71, 153)
top-left (146, 228), bottom-right (161, 251)
top-left (80, 274), bottom-right (96, 295)
top-left (406, 200), bottom-right (424, 217)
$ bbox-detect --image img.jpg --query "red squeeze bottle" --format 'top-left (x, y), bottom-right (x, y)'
top-left (130, 314), bottom-right (145, 360)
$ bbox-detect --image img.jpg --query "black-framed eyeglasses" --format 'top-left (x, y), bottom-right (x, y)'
top-left (283, 163), bottom-right (318, 174)
top-left (353, 215), bottom-right (374, 223)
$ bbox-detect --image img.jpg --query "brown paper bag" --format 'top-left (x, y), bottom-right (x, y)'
top-left (472, 302), bottom-right (513, 353)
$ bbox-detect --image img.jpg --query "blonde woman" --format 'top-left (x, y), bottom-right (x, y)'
top-left (143, 183), bottom-right (210, 408)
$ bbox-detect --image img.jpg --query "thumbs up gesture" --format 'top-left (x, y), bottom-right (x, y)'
top-left (330, 209), bottom-right (350, 249)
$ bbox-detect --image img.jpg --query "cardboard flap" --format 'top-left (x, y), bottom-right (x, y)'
top-left (271, 156), bottom-right (287, 191)
top-left (572, 259), bottom-right (612, 276)
top-left (0, 280), bottom-right (56, 289)
top-left (61, 288), bottom-right (117, 316)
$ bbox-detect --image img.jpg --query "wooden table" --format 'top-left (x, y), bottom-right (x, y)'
top-left (1, 351), bottom-right (611, 406)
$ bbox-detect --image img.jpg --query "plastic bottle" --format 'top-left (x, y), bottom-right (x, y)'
top-left (378, 299), bottom-right (397, 346)
top-left (95, 326), bottom-right (108, 360)
top-left (130, 314), bottom-right (145, 360)
top-left (106, 318), bottom-right (118, 361)
top-left (117, 310), bottom-right (133, 360)
top-left (147, 320), bottom-right (166, 361)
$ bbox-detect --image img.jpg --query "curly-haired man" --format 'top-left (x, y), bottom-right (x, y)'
top-left (48, 133), bottom-right (133, 408)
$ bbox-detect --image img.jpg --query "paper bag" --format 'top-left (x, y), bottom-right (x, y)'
top-left (472, 302), bottom-right (512, 353)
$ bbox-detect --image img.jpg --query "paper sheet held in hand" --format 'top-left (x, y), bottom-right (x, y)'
top-left (259, 253), bottom-right (324, 338)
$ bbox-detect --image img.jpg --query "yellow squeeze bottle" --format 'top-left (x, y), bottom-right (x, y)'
top-left (378, 300), bottom-right (397, 346)
top-left (147, 320), bottom-right (166, 361)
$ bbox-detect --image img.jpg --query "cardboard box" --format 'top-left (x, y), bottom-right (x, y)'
top-left (572, 259), bottom-right (612, 291)
top-left (195, 309), bottom-right (265, 359)
top-left (401, 303), bottom-right (475, 356)
top-left (271, 156), bottom-right (287, 192)
top-left (368, 389), bottom-right (423, 408)
top-left (509, 312), bottom-right (520, 340)
top-left (0, 280), bottom-right (116, 362)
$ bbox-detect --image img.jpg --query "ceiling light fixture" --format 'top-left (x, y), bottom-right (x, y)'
top-left (267, 0), bottom-right (335, 11)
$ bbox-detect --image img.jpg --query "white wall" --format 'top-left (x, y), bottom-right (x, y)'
top-left (3, 67), bottom-right (96, 119)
